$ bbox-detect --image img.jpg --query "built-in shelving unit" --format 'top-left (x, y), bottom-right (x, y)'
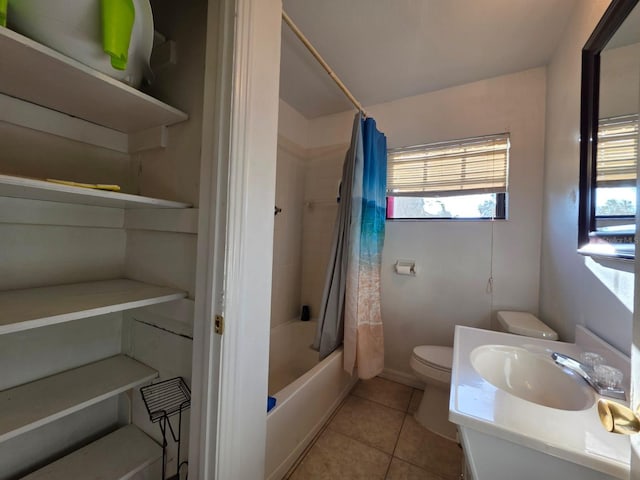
top-left (0, 4), bottom-right (201, 476)
top-left (0, 174), bottom-right (192, 209)
top-left (0, 27), bottom-right (188, 134)
top-left (0, 355), bottom-right (157, 443)
top-left (22, 425), bottom-right (161, 480)
top-left (0, 279), bottom-right (187, 335)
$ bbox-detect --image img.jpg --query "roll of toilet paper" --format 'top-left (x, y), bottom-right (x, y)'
top-left (396, 264), bottom-right (412, 275)
top-left (395, 261), bottom-right (415, 275)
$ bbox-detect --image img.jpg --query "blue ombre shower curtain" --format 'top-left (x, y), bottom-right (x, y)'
top-left (312, 112), bottom-right (387, 380)
top-left (344, 116), bottom-right (387, 379)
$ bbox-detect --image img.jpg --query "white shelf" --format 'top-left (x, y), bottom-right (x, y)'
top-left (0, 355), bottom-right (157, 443)
top-left (22, 425), bottom-right (161, 480)
top-left (0, 174), bottom-right (191, 209)
top-left (0, 27), bottom-right (188, 133)
top-left (0, 279), bottom-right (187, 335)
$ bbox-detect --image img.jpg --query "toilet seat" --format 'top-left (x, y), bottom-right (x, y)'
top-left (412, 345), bottom-right (453, 370)
top-left (410, 346), bottom-right (453, 385)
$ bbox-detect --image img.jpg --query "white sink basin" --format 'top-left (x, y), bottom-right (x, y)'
top-left (451, 327), bottom-right (630, 480)
top-left (470, 344), bottom-right (594, 411)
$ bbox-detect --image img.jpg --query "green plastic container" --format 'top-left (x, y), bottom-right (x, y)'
top-left (101, 0), bottom-right (135, 70)
top-left (0, 0), bottom-right (8, 27)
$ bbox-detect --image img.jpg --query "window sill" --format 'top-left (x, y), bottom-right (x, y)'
top-left (577, 243), bottom-right (634, 272)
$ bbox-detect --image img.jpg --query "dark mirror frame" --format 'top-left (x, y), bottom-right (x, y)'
top-left (579, 0), bottom-right (639, 259)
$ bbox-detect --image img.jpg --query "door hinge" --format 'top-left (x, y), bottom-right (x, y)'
top-left (214, 315), bottom-right (224, 335)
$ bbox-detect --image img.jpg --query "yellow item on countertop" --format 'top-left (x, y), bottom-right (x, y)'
top-left (46, 178), bottom-right (121, 191)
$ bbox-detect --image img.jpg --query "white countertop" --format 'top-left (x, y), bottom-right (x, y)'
top-left (449, 326), bottom-right (631, 479)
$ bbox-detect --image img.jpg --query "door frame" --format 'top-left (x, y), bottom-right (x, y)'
top-left (191, 0), bottom-right (282, 478)
top-left (187, 0), bottom-right (235, 477)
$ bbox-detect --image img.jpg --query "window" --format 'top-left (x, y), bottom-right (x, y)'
top-left (386, 133), bottom-right (510, 219)
top-left (595, 114), bottom-right (638, 218)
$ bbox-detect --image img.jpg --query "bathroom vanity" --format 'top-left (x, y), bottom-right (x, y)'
top-left (450, 325), bottom-right (631, 480)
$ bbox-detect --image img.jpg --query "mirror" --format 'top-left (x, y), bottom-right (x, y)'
top-left (579, 0), bottom-right (640, 259)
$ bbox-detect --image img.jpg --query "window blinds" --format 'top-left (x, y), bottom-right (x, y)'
top-left (386, 134), bottom-right (509, 197)
top-left (597, 114), bottom-right (638, 185)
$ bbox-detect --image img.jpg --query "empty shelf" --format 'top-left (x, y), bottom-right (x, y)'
top-left (0, 355), bottom-right (157, 443)
top-left (0, 279), bottom-right (187, 335)
top-left (0, 27), bottom-right (188, 133)
top-left (0, 174), bottom-right (191, 209)
top-left (22, 425), bottom-right (161, 480)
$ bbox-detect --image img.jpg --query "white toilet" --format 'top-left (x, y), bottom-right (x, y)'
top-left (409, 311), bottom-right (558, 441)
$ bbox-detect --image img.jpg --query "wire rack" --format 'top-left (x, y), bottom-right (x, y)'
top-left (140, 377), bottom-right (191, 479)
top-left (141, 377), bottom-right (191, 423)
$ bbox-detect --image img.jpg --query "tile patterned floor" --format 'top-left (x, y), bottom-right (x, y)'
top-left (287, 377), bottom-right (462, 480)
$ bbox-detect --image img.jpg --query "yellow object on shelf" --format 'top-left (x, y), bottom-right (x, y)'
top-left (46, 178), bottom-right (121, 192)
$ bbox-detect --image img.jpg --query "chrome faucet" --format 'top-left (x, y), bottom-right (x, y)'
top-left (551, 352), bottom-right (626, 400)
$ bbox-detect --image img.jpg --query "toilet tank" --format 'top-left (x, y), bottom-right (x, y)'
top-left (496, 311), bottom-right (558, 340)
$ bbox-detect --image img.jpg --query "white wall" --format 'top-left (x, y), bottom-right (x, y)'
top-left (271, 101), bottom-right (309, 327)
top-left (600, 42), bottom-right (640, 118)
top-left (300, 67), bottom-right (547, 378)
top-left (0, 121), bottom-right (136, 191)
top-left (271, 101), bottom-right (308, 327)
top-left (274, 101), bottom-right (346, 324)
top-left (300, 145), bottom-right (345, 318)
top-left (271, 141), bottom-right (306, 327)
top-left (278, 99), bottom-right (310, 147)
top-left (539, 0), bottom-right (634, 355)
top-left (136, 0), bottom-right (207, 207)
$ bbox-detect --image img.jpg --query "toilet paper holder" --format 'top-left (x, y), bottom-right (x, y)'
top-left (395, 260), bottom-right (416, 276)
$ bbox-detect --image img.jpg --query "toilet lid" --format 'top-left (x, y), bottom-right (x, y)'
top-left (497, 311), bottom-right (558, 340)
top-left (412, 346), bottom-right (453, 371)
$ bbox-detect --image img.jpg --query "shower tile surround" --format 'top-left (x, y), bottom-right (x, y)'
top-left (271, 132), bottom-right (347, 325)
top-left (271, 143), bottom-right (306, 327)
top-left (300, 147), bottom-right (346, 318)
top-left (288, 377), bottom-right (461, 480)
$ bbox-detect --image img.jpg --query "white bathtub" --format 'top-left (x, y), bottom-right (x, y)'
top-left (265, 320), bottom-right (357, 480)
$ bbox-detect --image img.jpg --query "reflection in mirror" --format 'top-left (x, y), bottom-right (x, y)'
top-left (579, 0), bottom-right (640, 259)
top-left (596, 6), bottom-right (639, 249)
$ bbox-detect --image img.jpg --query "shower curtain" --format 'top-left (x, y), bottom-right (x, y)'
top-left (312, 113), bottom-right (387, 380)
top-left (312, 114), bottom-right (361, 361)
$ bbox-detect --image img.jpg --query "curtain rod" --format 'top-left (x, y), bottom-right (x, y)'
top-left (282, 10), bottom-right (368, 118)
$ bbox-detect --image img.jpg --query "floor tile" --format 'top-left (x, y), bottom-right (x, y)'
top-left (328, 395), bottom-right (405, 454)
top-left (352, 376), bottom-right (413, 411)
top-left (290, 429), bottom-right (391, 480)
top-left (408, 389), bottom-right (423, 415)
top-left (394, 416), bottom-right (462, 480)
top-left (385, 458), bottom-right (444, 480)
